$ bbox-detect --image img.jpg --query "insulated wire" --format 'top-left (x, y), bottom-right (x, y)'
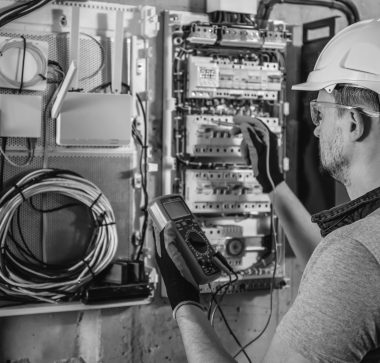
top-left (135, 93), bottom-right (149, 261)
top-left (0, 138), bottom-right (35, 168)
top-left (207, 271), bottom-right (252, 363)
top-left (0, 1), bottom-right (53, 29)
top-left (78, 33), bottom-right (105, 81)
top-left (0, 38), bottom-right (47, 88)
top-left (209, 273), bottom-right (236, 326)
top-left (233, 132), bottom-right (278, 358)
top-left (59, 32), bottom-right (106, 82)
top-left (0, 169), bottom-right (118, 303)
top-left (0, 137), bottom-right (6, 189)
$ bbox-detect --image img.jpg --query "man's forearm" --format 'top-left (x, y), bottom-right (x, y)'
top-left (175, 304), bottom-right (237, 363)
top-left (269, 182), bottom-right (321, 267)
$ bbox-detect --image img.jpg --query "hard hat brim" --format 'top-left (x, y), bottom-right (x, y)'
top-left (291, 81), bottom-right (330, 91)
top-left (293, 80), bottom-right (380, 94)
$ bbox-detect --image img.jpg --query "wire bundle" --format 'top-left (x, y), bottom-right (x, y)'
top-left (0, 0), bottom-right (53, 29)
top-left (0, 168), bottom-right (118, 304)
top-left (0, 38), bottom-right (48, 88)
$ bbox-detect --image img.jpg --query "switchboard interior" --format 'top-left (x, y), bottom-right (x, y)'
top-left (163, 10), bottom-right (290, 294)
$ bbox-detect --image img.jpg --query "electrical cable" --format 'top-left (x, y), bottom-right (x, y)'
top-left (256, 0), bottom-right (358, 27)
top-left (0, 137), bottom-right (6, 190)
top-left (335, 0), bottom-right (360, 22)
top-left (135, 93), bottom-right (149, 261)
top-left (207, 253), bottom-right (251, 361)
top-left (46, 60), bottom-right (65, 83)
top-left (0, 37), bottom-right (47, 89)
top-left (234, 224), bottom-right (277, 357)
top-left (209, 273), bottom-right (236, 326)
top-left (132, 120), bottom-right (144, 147)
top-left (89, 81), bottom-right (112, 93)
top-left (233, 123), bottom-right (279, 358)
top-left (78, 33), bottom-right (106, 81)
top-left (0, 1), bottom-right (53, 30)
top-left (0, 168), bottom-right (118, 303)
top-left (282, 0), bottom-right (355, 24)
top-left (0, 138), bottom-right (36, 168)
top-left (18, 35), bottom-right (26, 93)
top-left (207, 275), bottom-right (233, 321)
top-left (207, 269), bottom-right (252, 363)
top-left (176, 154), bottom-right (248, 170)
top-left (59, 32), bottom-right (106, 82)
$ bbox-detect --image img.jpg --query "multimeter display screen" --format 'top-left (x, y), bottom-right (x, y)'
top-left (163, 200), bottom-right (190, 219)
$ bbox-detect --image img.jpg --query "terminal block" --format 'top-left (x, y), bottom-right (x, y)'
top-left (185, 169), bottom-right (270, 214)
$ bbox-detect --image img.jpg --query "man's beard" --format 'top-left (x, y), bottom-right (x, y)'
top-left (319, 126), bottom-right (350, 185)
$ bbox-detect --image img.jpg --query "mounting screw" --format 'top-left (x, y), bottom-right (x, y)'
top-left (60, 15), bottom-right (67, 27)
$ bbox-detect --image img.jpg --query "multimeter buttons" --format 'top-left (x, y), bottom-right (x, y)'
top-left (187, 230), bottom-right (208, 253)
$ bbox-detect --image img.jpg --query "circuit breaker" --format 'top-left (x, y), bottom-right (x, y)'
top-left (162, 11), bottom-right (290, 293)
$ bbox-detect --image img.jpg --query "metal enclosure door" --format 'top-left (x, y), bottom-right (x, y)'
top-left (298, 17), bottom-right (347, 214)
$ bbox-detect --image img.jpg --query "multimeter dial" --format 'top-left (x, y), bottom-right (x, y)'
top-left (184, 228), bottom-right (219, 277)
top-left (187, 230), bottom-right (208, 253)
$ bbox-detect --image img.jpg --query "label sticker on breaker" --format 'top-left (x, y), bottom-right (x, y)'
top-left (187, 55), bottom-right (282, 99)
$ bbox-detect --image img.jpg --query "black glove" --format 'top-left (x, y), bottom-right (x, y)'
top-left (233, 116), bottom-right (284, 193)
top-left (154, 222), bottom-right (200, 310)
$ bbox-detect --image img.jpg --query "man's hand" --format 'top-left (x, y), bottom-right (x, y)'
top-left (232, 116), bottom-right (284, 193)
top-left (154, 222), bottom-right (200, 310)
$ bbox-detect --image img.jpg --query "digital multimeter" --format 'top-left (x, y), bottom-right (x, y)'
top-left (148, 194), bottom-right (221, 285)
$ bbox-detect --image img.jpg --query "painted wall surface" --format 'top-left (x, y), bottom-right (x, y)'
top-left (1, 1), bottom-right (380, 362)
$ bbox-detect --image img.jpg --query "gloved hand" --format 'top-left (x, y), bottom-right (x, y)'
top-left (232, 116), bottom-right (284, 193)
top-left (154, 222), bottom-right (200, 310)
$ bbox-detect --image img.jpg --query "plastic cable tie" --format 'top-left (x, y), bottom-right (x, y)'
top-left (81, 258), bottom-right (96, 280)
top-left (14, 185), bottom-right (26, 202)
top-left (90, 193), bottom-right (103, 209)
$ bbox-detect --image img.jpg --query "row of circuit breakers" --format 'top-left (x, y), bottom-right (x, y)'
top-left (164, 12), bottom-right (290, 293)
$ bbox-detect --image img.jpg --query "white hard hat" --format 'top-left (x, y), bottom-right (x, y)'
top-left (292, 19), bottom-right (380, 94)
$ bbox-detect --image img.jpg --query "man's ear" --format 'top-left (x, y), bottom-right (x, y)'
top-left (348, 110), bottom-right (366, 141)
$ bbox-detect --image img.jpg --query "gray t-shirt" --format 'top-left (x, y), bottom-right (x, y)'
top-left (276, 210), bottom-right (380, 362)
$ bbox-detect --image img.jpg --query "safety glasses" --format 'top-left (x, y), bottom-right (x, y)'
top-left (309, 99), bottom-right (380, 127)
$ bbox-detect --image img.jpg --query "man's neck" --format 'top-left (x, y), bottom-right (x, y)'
top-left (346, 166), bottom-right (380, 200)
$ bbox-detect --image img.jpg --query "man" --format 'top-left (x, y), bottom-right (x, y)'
top-left (155, 19), bottom-right (380, 362)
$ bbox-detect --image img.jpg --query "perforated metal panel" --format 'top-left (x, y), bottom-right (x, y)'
top-left (0, 2), bottom-right (149, 270)
top-left (3, 157), bottom-right (45, 257)
top-left (46, 155), bottom-right (134, 260)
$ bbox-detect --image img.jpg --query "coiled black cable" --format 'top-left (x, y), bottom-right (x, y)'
top-left (0, 168), bottom-right (118, 304)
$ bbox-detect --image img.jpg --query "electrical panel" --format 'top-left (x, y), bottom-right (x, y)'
top-left (0, 1), bottom-right (159, 316)
top-left (163, 11), bottom-right (290, 294)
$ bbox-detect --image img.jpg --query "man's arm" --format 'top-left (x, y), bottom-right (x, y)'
top-left (176, 305), bottom-right (236, 363)
top-left (175, 305), bottom-right (311, 363)
top-left (155, 213), bottom-right (316, 363)
top-left (270, 182), bottom-right (321, 267)
top-left (234, 117), bottom-right (321, 266)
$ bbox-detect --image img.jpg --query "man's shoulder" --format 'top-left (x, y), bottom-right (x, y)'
top-left (327, 208), bottom-right (380, 264)
top-left (276, 211), bottom-right (380, 363)
top-left (302, 212), bottom-right (380, 287)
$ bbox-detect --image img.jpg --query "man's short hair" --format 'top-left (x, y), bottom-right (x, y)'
top-left (333, 85), bottom-right (380, 117)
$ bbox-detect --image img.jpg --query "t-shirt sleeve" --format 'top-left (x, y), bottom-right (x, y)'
top-left (276, 237), bottom-right (380, 363)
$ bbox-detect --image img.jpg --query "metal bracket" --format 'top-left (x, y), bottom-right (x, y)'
top-left (111, 11), bottom-right (124, 94)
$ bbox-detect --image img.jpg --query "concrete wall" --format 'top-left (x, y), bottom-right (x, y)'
top-left (1, 1), bottom-right (380, 362)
